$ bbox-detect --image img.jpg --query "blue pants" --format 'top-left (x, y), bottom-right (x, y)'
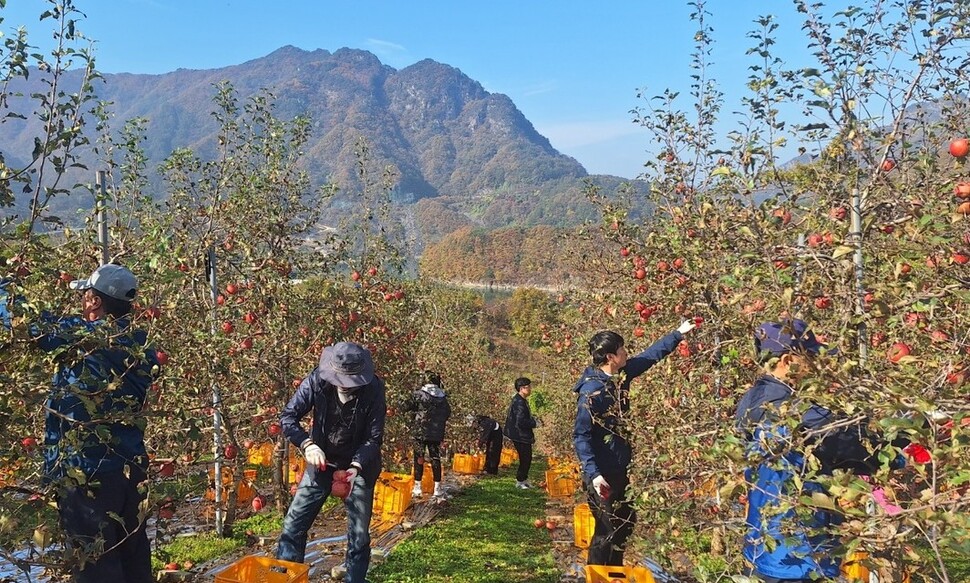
top-left (58, 466), bottom-right (152, 583)
top-left (277, 466), bottom-right (374, 583)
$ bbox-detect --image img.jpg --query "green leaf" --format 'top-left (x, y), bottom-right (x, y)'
top-left (832, 245), bottom-right (854, 259)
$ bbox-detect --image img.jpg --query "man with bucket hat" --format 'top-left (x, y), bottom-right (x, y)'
top-left (735, 318), bottom-right (888, 582)
top-left (1, 263), bottom-right (158, 582)
top-left (276, 341), bottom-right (386, 583)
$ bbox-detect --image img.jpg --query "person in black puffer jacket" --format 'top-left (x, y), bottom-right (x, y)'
top-left (504, 377), bottom-right (538, 488)
top-left (403, 371), bottom-right (451, 498)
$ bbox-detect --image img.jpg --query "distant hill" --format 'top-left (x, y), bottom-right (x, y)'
top-left (1, 46), bottom-right (646, 251)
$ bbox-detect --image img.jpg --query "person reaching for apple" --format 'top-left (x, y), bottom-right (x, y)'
top-left (275, 342), bottom-right (386, 583)
top-left (1, 265), bottom-right (158, 583)
top-left (735, 318), bottom-right (905, 582)
top-left (572, 319), bottom-right (697, 567)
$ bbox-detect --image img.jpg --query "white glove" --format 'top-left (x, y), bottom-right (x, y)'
top-left (345, 466), bottom-right (359, 482)
top-left (677, 319), bottom-right (697, 335)
top-left (592, 475), bottom-right (611, 499)
top-left (303, 444), bottom-right (326, 469)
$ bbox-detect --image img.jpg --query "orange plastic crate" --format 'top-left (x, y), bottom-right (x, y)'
top-left (287, 450), bottom-right (305, 485)
top-left (573, 503), bottom-right (595, 549)
top-left (499, 447), bottom-right (517, 468)
top-left (545, 469), bottom-right (578, 498)
top-left (373, 472), bottom-right (414, 519)
top-left (471, 454), bottom-right (484, 472)
top-left (452, 453), bottom-right (478, 474)
top-left (584, 565), bottom-right (655, 583)
top-left (215, 555), bottom-right (309, 583)
top-left (247, 442), bottom-right (274, 467)
top-left (420, 463), bottom-right (434, 492)
top-left (841, 551), bottom-right (911, 583)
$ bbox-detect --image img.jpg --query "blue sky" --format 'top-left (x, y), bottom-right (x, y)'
top-left (1, 1), bottom-right (843, 178)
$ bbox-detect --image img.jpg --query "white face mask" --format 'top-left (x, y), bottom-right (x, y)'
top-left (336, 386), bottom-right (359, 403)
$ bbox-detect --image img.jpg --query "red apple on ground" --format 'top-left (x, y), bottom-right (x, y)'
top-left (351, 270), bottom-right (361, 281)
top-left (155, 350), bottom-right (170, 366)
top-left (244, 312), bottom-right (257, 324)
top-left (620, 247), bottom-right (630, 257)
top-left (221, 321), bottom-right (234, 334)
top-left (881, 158), bottom-right (896, 172)
top-left (367, 267), bottom-right (378, 277)
top-left (224, 444), bottom-right (238, 459)
top-left (534, 518), bottom-right (545, 528)
top-left (225, 283), bottom-right (239, 295)
top-left (21, 436), bottom-right (37, 450)
top-left (267, 422), bottom-right (282, 437)
top-left (251, 495), bottom-right (266, 512)
top-left (240, 337), bottom-right (253, 350)
top-left (164, 562), bottom-right (179, 571)
top-left (887, 342), bottom-right (911, 364)
top-left (159, 461), bottom-right (175, 478)
top-left (955, 182), bottom-right (970, 199)
top-left (545, 520), bottom-right (556, 530)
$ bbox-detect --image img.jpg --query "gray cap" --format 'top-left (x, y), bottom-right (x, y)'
top-left (70, 264), bottom-right (138, 302)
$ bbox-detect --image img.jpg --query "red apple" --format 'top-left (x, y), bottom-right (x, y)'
top-left (829, 206), bottom-right (848, 221)
top-left (159, 507), bottom-right (175, 520)
top-left (693, 316), bottom-right (704, 326)
top-left (221, 321), bottom-right (234, 334)
top-left (955, 182), bottom-right (970, 199)
top-left (807, 233), bottom-right (823, 247)
top-left (331, 480), bottom-right (351, 499)
top-left (633, 327), bottom-right (645, 338)
top-left (164, 562), bottom-right (179, 571)
top-left (545, 520), bottom-right (556, 530)
top-left (881, 158), bottom-right (896, 172)
top-left (333, 469), bottom-right (349, 481)
top-left (656, 260), bottom-right (669, 272)
top-left (216, 294), bottom-right (226, 305)
top-left (620, 247), bottom-right (630, 257)
top-left (244, 312), bottom-right (257, 324)
top-left (144, 306), bottom-right (161, 320)
top-left (178, 263), bottom-right (189, 273)
top-left (534, 518), bottom-right (545, 528)
top-left (634, 268), bottom-right (646, 280)
top-left (952, 252), bottom-right (969, 265)
top-left (251, 495), bottom-right (266, 512)
top-left (242, 439), bottom-right (255, 450)
top-left (267, 422), bottom-right (282, 437)
top-left (673, 257), bottom-right (685, 269)
top-left (155, 350), bottom-right (170, 366)
top-left (949, 138), bottom-right (969, 158)
top-left (225, 283), bottom-right (239, 295)
top-left (351, 270), bottom-right (361, 281)
top-left (159, 461), bottom-right (175, 478)
top-left (240, 337), bottom-right (253, 350)
top-left (367, 267), bottom-right (378, 277)
top-left (224, 444), bottom-right (238, 459)
top-left (814, 296), bottom-right (832, 309)
top-left (887, 342), bottom-right (911, 364)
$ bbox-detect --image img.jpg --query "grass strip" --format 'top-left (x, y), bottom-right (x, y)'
top-left (370, 475), bottom-right (559, 582)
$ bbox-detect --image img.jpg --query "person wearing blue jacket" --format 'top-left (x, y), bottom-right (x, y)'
top-left (276, 341), bottom-right (386, 583)
top-left (2, 264), bottom-right (158, 583)
top-left (736, 319), bottom-right (890, 582)
top-left (573, 320), bottom-right (696, 566)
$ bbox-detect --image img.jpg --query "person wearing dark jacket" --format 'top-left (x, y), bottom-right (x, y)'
top-left (276, 342), bottom-right (386, 583)
top-left (735, 319), bottom-right (893, 582)
top-left (2, 265), bottom-right (158, 583)
top-left (402, 371), bottom-right (451, 498)
top-left (573, 321), bottom-right (696, 567)
top-left (473, 415), bottom-right (503, 475)
top-left (504, 377), bottom-right (538, 488)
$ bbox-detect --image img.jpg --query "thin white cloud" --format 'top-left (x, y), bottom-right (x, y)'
top-left (536, 120), bottom-right (642, 149)
top-left (522, 81), bottom-right (557, 97)
top-left (365, 38), bottom-right (406, 55)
